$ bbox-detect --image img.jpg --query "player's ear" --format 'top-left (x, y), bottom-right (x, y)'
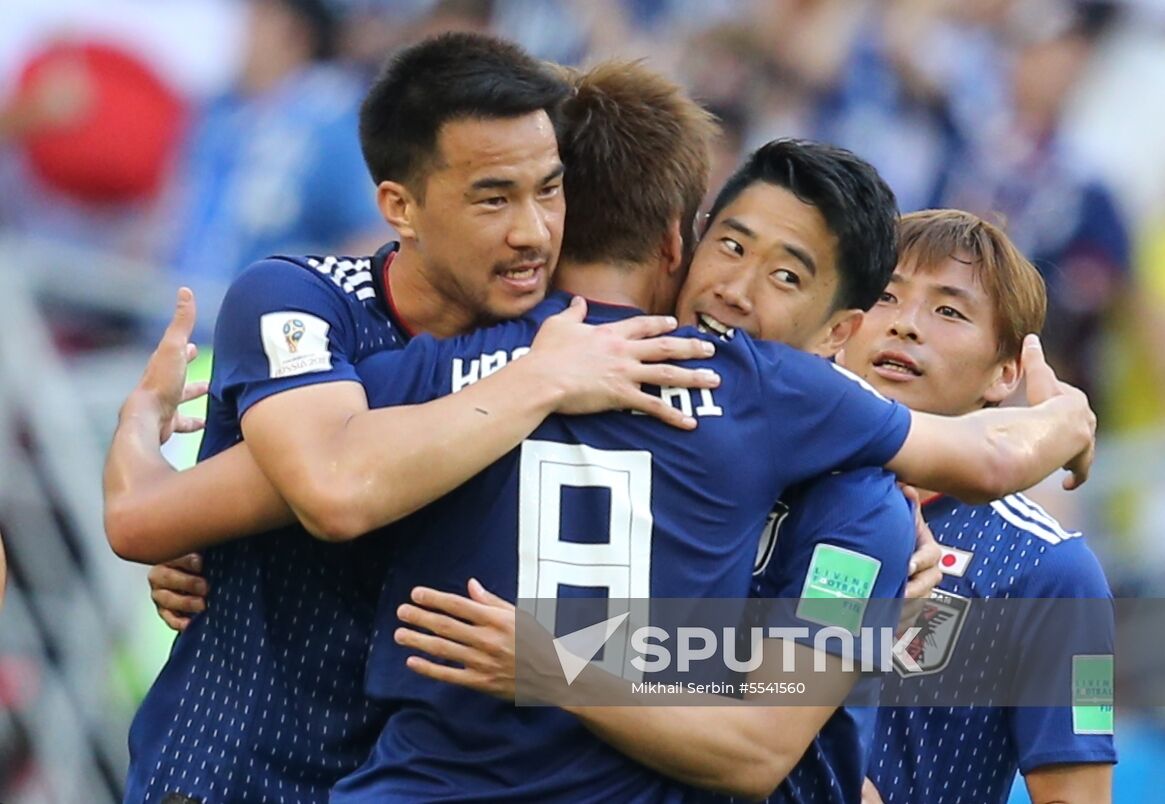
top-left (661, 218), bottom-right (684, 276)
top-left (982, 354), bottom-right (1021, 404)
top-left (377, 180), bottom-right (418, 240)
top-left (814, 309), bottom-right (864, 358)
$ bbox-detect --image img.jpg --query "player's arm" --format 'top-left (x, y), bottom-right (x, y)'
top-left (394, 582), bottom-right (852, 801)
top-left (1024, 763), bottom-right (1112, 804)
top-left (106, 283), bottom-right (718, 562)
top-left (887, 336), bottom-right (1095, 502)
top-left (566, 642), bottom-right (853, 801)
top-left (104, 289), bottom-right (299, 563)
top-left (241, 297), bottom-right (719, 542)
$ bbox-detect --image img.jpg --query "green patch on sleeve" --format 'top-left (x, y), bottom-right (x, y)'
top-left (796, 543), bottom-right (881, 634)
top-left (1073, 654), bottom-right (1115, 735)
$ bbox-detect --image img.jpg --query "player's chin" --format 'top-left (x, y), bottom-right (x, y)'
top-left (488, 284), bottom-right (549, 319)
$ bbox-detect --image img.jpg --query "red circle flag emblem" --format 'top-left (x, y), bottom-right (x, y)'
top-left (17, 40), bottom-right (186, 203)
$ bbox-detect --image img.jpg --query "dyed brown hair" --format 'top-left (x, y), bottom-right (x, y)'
top-left (898, 209), bottom-right (1047, 360)
top-left (557, 60), bottom-right (718, 266)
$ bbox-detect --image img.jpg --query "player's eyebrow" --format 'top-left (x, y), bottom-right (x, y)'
top-left (469, 164), bottom-right (564, 194)
top-left (934, 284), bottom-right (977, 304)
top-left (722, 217), bottom-right (817, 276)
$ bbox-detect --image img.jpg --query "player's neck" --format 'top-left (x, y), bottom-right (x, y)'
top-left (554, 259), bottom-right (662, 314)
top-left (387, 251), bottom-right (477, 338)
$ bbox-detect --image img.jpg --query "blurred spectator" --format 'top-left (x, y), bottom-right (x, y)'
top-left (164, 0), bottom-right (385, 326)
top-left (937, 0), bottom-right (1130, 403)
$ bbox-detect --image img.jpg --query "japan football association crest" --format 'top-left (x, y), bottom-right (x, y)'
top-left (894, 589), bottom-right (971, 677)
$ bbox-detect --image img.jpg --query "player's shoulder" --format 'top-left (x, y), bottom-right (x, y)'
top-left (783, 468), bottom-right (912, 553)
top-left (232, 251), bottom-right (381, 307)
top-left (965, 493), bottom-right (1110, 596)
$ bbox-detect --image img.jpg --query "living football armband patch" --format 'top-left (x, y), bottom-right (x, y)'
top-left (796, 543), bottom-right (881, 634)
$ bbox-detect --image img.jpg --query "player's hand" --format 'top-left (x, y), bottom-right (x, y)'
top-left (529, 297), bottom-right (720, 430)
top-left (898, 485), bottom-right (941, 635)
top-left (128, 287), bottom-right (207, 444)
top-left (395, 579), bottom-right (518, 701)
top-left (149, 553), bottom-right (208, 632)
top-left (1021, 334), bottom-right (1096, 490)
top-left (861, 777), bottom-right (885, 804)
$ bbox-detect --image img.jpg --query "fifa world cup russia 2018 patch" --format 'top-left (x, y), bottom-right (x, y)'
top-left (260, 311), bottom-right (333, 378)
top-left (796, 543), bottom-right (881, 634)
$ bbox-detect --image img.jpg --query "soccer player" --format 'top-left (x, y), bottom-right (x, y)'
top-left (319, 65), bottom-right (1095, 801)
top-left (853, 210), bottom-right (1115, 804)
top-left (105, 34), bottom-right (717, 804)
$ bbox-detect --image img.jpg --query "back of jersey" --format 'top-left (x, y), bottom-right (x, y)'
top-left (338, 293), bottom-right (912, 802)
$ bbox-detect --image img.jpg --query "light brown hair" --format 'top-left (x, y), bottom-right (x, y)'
top-left (898, 209), bottom-right (1047, 360)
top-left (557, 60), bottom-right (719, 266)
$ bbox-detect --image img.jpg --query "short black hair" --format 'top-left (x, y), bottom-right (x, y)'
top-left (359, 32), bottom-right (570, 193)
top-left (706, 139), bottom-right (899, 312)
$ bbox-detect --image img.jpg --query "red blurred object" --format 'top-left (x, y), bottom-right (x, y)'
top-left (16, 40), bottom-right (186, 204)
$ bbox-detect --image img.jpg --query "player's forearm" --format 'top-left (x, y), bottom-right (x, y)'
top-left (895, 397), bottom-right (1090, 503)
top-left (566, 702), bottom-right (788, 800)
top-left (304, 354), bottom-right (566, 541)
top-left (104, 394), bottom-right (295, 563)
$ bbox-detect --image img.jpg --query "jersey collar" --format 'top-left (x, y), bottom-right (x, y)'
top-left (372, 242), bottom-right (417, 340)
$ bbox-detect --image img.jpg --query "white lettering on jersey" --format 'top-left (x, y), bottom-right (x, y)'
top-left (451, 347), bottom-right (531, 392)
top-left (260, 312), bottom-right (332, 378)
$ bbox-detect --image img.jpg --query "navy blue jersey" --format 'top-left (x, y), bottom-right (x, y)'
top-left (748, 469), bottom-right (914, 804)
top-left (125, 245), bottom-right (406, 804)
top-left (331, 292), bottom-right (913, 803)
top-left (869, 493), bottom-right (1116, 804)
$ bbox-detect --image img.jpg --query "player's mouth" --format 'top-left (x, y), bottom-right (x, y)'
top-left (496, 261), bottom-right (546, 293)
top-left (872, 350), bottom-right (923, 380)
top-left (695, 312), bottom-right (736, 339)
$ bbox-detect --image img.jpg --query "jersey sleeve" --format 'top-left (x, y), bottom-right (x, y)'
top-left (750, 470), bottom-right (914, 665)
top-left (1006, 538), bottom-right (1117, 773)
top-left (752, 342), bottom-right (912, 484)
top-left (211, 258), bottom-right (361, 416)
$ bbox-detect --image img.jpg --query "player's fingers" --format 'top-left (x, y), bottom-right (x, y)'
top-left (899, 484), bottom-right (921, 507)
top-left (185, 343), bottom-right (199, 364)
top-left (467, 578), bottom-right (512, 610)
top-left (602, 313), bottom-right (679, 340)
top-left (394, 627), bottom-right (481, 667)
top-left (625, 335), bottom-right (715, 363)
top-left (1022, 335), bottom-right (1060, 405)
top-left (904, 566), bottom-right (942, 602)
top-left (1063, 442), bottom-right (1094, 490)
top-left (150, 565), bottom-right (208, 597)
top-left (170, 552), bottom-right (204, 573)
top-left (180, 381), bottom-right (210, 403)
top-left (410, 586), bottom-right (492, 624)
top-left (151, 589), bottom-right (206, 616)
top-left (164, 287), bottom-right (197, 344)
top-left (172, 415), bottom-right (206, 434)
top-left (623, 391), bottom-right (697, 430)
top-left (908, 527), bottom-right (940, 577)
top-left (397, 604), bottom-right (485, 648)
top-left (404, 655), bottom-right (494, 694)
top-left (630, 364), bottom-right (720, 391)
top-left (158, 609), bottom-right (191, 632)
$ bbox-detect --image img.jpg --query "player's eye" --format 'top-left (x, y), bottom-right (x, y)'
top-left (538, 182), bottom-right (562, 200)
top-left (772, 268), bottom-right (800, 286)
top-left (878, 291), bottom-right (897, 305)
top-left (719, 237), bottom-right (744, 257)
top-left (478, 196), bottom-right (507, 208)
top-left (936, 305), bottom-right (968, 321)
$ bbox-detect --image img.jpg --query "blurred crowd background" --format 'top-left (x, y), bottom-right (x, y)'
top-left (0, 0), bottom-right (1163, 801)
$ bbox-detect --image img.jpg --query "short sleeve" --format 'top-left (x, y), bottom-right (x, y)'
top-left (751, 470), bottom-right (914, 665)
top-left (754, 343), bottom-right (912, 485)
top-left (1007, 539), bottom-right (1117, 772)
top-left (211, 259), bottom-right (361, 416)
